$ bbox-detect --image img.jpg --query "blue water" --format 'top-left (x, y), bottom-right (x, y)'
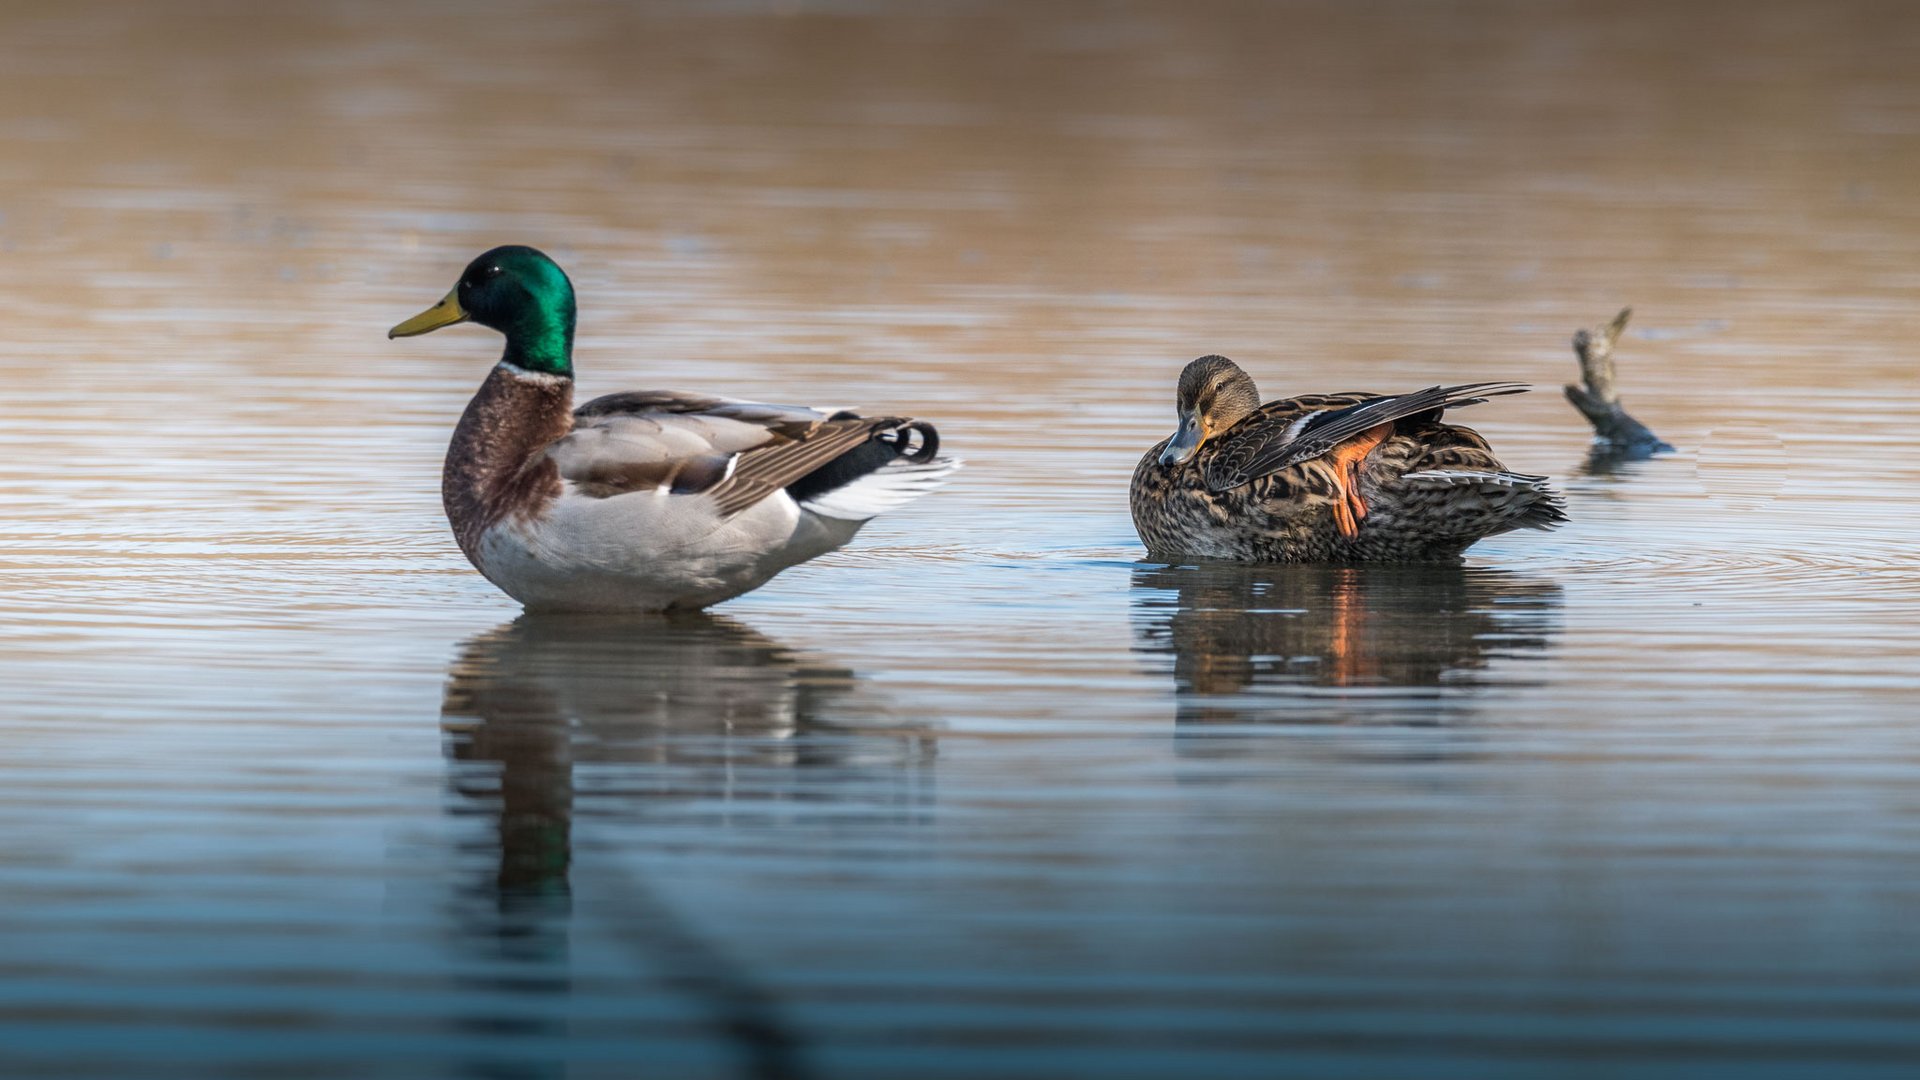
top-left (4, 1), bottom-right (1920, 1077)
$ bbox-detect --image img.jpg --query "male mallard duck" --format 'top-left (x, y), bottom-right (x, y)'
top-left (391, 245), bottom-right (959, 612)
top-left (1132, 355), bottom-right (1565, 562)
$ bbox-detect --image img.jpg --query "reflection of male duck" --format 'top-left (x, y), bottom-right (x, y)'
top-left (442, 612), bottom-right (932, 899)
top-left (439, 613), bottom-right (925, 1079)
top-left (1131, 562), bottom-right (1561, 725)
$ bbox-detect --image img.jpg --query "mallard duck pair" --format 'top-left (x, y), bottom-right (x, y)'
top-left (393, 246), bottom-right (1563, 612)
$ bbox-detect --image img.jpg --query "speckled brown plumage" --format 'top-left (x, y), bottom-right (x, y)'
top-left (1132, 357), bottom-right (1566, 563)
top-left (443, 367), bottom-right (572, 562)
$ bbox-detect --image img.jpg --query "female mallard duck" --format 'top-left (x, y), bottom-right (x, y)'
top-left (1132, 355), bottom-right (1565, 562)
top-left (391, 245), bottom-right (959, 612)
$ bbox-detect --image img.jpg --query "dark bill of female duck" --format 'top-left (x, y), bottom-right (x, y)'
top-left (390, 244), bottom-right (961, 613)
top-left (1159, 354), bottom-right (1263, 467)
top-left (1131, 354), bottom-right (1565, 564)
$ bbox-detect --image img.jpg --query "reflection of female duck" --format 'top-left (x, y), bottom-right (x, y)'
top-left (1131, 562), bottom-right (1561, 725)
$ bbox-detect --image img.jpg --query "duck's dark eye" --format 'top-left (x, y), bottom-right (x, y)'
top-left (461, 266), bottom-right (504, 292)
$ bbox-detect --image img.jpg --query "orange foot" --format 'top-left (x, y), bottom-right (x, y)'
top-left (1326, 423), bottom-right (1393, 539)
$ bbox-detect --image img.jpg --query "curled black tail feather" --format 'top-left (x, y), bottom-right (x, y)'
top-left (888, 421), bottom-right (940, 463)
top-left (784, 420), bottom-right (941, 503)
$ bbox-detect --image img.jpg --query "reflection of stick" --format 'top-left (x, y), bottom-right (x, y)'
top-left (1564, 308), bottom-right (1672, 453)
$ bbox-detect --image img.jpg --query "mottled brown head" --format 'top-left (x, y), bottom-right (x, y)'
top-left (1161, 355), bottom-right (1261, 466)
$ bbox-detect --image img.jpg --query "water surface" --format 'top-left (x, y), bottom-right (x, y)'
top-left (3, 1), bottom-right (1920, 1077)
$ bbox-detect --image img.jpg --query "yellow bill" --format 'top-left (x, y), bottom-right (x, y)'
top-left (388, 288), bottom-right (468, 338)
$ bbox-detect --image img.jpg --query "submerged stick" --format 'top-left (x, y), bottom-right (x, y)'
top-left (1563, 307), bottom-right (1672, 456)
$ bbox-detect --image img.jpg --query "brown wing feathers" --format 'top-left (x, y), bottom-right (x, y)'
top-left (556, 388), bottom-right (941, 519)
top-left (707, 418), bottom-right (907, 518)
top-left (1205, 382), bottom-right (1529, 492)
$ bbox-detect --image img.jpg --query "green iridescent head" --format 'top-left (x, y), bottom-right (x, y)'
top-left (389, 245), bottom-right (577, 377)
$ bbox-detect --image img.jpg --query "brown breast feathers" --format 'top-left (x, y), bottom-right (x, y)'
top-left (443, 367), bottom-right (574, 561)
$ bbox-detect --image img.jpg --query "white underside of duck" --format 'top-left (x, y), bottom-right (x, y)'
top-left (474, 459), bottom-right (954, 612)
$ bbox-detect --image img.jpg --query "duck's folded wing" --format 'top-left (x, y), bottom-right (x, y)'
top-left (550, 390), bottom-right (926, 518)
top-left (1203, 382), bottom-right (1530, 492)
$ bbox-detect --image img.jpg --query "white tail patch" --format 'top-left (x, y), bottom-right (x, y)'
top-left (800, 457), bottom-right (963, 521)
top-left (1405, 469), bottom-right (1550, 490)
